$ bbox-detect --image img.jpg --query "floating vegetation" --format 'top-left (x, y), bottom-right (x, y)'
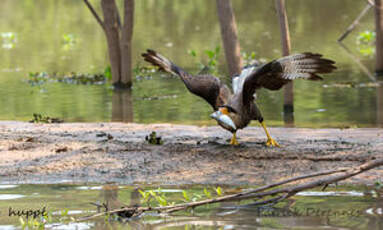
top-left (29, 113), bottom-right (63, 124)
top-left (1, 32), bottom-right (17, 49)
top-left (323, 82), bottom-right (382, 88)
top-left (356, 30), bottom-right (375, 57)
top-left (134, 63), bottom-right (159, 81)
top-left (141, 94), bottom-right (178, 101)
top-left (145, 131), bottom-right (163, 145)
top-left (27, 71), bottom-right (108, 86)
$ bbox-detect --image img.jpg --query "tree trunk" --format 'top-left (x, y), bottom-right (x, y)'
top-left (121, 0), bottom-right (134, 87)
top-left (375, 0), bottom-right (383, 76)
top-left (101, 0), bottom-right (122, 85)
top-left (85, 0), bottom-right (134, 88)
top-left (275, 0), bottom-right (294, 126)
top-left (216, 0), bottom-right (243, 76)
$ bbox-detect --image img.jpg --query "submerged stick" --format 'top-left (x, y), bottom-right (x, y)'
top-left (77, 158), bottom-right (383, 222)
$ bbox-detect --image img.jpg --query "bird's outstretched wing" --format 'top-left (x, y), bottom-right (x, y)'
top-left (241, 53), bottom-right (336, 104)
top-left (142, 49), bottom-right (231, 110)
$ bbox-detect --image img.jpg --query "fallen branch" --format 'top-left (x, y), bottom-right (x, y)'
top-left (77, 157), bottom-right (383, 221)
top-left (338, 2), bottom-right (373, 42)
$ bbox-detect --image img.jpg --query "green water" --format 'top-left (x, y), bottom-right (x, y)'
top-left (0, 184), bottom-right (381, 229)
top-left (0, 0), bottom-right (382, 127)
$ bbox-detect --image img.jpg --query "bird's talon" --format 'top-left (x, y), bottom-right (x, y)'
top-left (266, 138), bottom-right (280, 147)
top-left (230, 139), bottom-right (239, 146)
top-left (230, 134), bottom-right (239, 146)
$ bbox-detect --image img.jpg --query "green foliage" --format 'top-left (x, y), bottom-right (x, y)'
top-left (104, 66), bottom-right (112, 80)
top-left (215, 186), bottom-right (223, 196)
top-left (137, 187), bottom-right (224, 209)
top-left (30, 113), bottom-right (63, 124)
top-left (357, 30), bottom-right (375, 45)
top-left (203, 188), bottom-right (212, 198)
top-left (19, 209), bottom-right (76, 229)
top-left (19, 216), bottom-right (46, 230)
top-left (182, 190), bottom-right (190, 201)
top-left (242, 51), bottom-right (259, 66)
top-left (61, 208), bottom-right (69, 217)
top-left (138, 188), bottom-right (169, 207)
top-left (188, 46), bottom-right (221, 76)
top-left (356, 30), bottom-right (376, 57)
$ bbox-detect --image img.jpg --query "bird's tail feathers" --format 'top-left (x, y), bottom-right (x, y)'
top-left (142, 49), bottom-right (185, 77)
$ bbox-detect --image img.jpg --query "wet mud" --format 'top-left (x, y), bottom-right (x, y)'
top-left (0, 121), bottom-right (382, 185)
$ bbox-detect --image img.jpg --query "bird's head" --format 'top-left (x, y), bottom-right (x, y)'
top-left (210, 106), bottom-right (237, 132)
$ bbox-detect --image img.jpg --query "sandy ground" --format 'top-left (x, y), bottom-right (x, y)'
top-left (0, 121), bottom-right (382, 185)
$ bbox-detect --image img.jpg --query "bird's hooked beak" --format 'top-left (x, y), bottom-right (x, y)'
top-left (210, 110), bottom-right (237, 131)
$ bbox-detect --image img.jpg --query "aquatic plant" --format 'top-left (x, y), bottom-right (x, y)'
top-left (241, 51), bottom-right (260, 66)
top-left (137, 187), bottom-right (223, 209)
top-left (30, 113), bottom-right (63, 124)
top-left (188, 46), bottom-right (221, 76)
top-left (356, 30), bottom-right (375, 57)
top-left (19, 209), bottom-right (76, 229)
top-left (27, 71), bottom-right (108, 86)
top-left (145, 131), bottom-right (163, 145)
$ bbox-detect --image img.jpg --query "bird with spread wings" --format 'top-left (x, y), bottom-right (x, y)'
top-left (142, 49), bottom-right (336, 146)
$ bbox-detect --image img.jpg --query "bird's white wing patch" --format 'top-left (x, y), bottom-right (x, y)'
top-left (232, 65), bottom-right (257, 94)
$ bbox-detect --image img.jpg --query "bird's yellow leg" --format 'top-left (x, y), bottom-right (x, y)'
top-left (261, 121), bottom-right (280, 147)
top-left (230, 132), bottom-right (239, 145)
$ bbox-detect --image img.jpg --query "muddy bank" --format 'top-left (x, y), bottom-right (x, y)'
top-left (0, 121), bottom-right (382, 185)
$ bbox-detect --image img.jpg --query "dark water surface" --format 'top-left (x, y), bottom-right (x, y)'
top-left (0, 0), bottom-right (382, 127)
top-left (0, 184), bottom-right (382, 229)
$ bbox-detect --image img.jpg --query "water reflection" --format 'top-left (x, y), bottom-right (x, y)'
top-left (283, 110), bottom-right (295, 127)
top-left (0, 0), bottom-right (381, 127)
top-left (0, 184), bottom-right (381, 229)
top-left (112, 89), bottom-right (134, 123)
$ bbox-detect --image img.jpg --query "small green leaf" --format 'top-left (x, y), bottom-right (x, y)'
top-left (19, 217), bottom-right (25, 227)
top-left (104, 66), bottom-right (112, 80)
top-left (156, 196), bottom-right (168, 206)
top-left (149, 190), bottom-right (156, 197)
top-left (204, 188), bottom-right (212, 198)
top-left (183, 190), bottom-right (190, 201)
top-left (188, 50), bottom-right (197, 57)
top-left (216, 186), bottom-right (223, 196)
top-left (205, 50), bottom-right (215, 59)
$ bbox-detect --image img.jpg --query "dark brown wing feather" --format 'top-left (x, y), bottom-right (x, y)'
top-left (142, 49), bottom-right (231, 110)
top-left (242, 52), bottom-right (336, 104)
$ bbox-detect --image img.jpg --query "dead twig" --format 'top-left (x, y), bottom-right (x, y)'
top-left (338, 2), bottom-right (373, 42)
top-left (83, 0), bottom-right (106, 31)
